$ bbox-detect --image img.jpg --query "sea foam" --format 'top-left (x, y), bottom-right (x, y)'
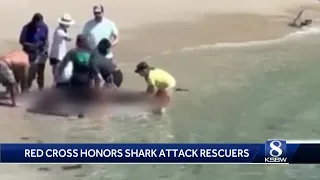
top-left (179, 26), bottom-right (320, 52)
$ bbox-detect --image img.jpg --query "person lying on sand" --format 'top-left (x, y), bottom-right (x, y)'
top-left (289, 10), bottom-right (312, 28)
top-left (0, 50), bottom-right (29, 106)
top-left (134, 61), bottom-right (176, 114)
top-left (92, 38), bottom-right (123, 88)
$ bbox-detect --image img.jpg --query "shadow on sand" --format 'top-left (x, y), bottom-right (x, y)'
top-left (20, 88), bottom-right (153, 118)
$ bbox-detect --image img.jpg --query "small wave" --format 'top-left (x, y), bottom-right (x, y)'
top-left (179, 26), bottom-right (320, 52)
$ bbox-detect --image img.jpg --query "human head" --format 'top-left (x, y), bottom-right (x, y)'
top-left (93, 4), bottom-right (104, 22)
top-left (58, 13), bottom-right (75, 28)
top-left (76, 34), bottom-right (89, 49)
top-left (134, 61), bottom-right (150, 77)
top-left (97, 38), bottom-right (111, 55)
top-left (31, 13), bottom-right (43, 26)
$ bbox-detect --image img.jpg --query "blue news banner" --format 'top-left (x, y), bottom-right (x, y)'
top-left (0, 140), bottom-right (320, 164)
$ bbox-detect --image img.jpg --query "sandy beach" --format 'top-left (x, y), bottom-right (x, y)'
top-left (0, 0), bottom-right (319, 63)
top-left (1, 0), bottom-right (320, 179)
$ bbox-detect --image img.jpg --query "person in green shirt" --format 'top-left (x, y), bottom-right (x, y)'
top-left (55, 34), bottom-right (100, 89)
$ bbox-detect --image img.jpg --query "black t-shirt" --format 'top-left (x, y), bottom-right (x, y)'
top-left (90, 50), bottom-right (117, 77)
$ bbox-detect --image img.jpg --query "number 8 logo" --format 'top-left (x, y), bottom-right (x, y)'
top-left (269, 140), bottom-right (283, 157)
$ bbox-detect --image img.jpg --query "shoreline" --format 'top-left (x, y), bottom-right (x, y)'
top-left (0, 13), bottom-right (298, 61)
top-left (114, 13), bottom-right (295, 62)
top-left (0, 4), bottom-right (318, 180)
top-left (0, 12), bottom-right (301, 142)
top-left (0, 12), bottom-right (304, 88)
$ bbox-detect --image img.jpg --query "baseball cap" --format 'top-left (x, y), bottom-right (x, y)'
top-left (134, 61), bottom-right (149, 73)
top-left (93, 4), bottom-right (104, 13)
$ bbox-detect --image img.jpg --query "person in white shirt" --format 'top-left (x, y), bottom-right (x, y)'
top-left (49, 13), bottom-right (75, 87)
top-left (82, 4), bottom-right (119, 60)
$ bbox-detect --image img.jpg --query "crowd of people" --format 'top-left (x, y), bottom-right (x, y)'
top-left (0, 4), bottom-right (177, 114)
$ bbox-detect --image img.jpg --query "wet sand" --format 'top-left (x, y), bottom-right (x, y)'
top-left (0, 0), bottom-right (320, 179)
top-left (0, 0), bottom-right (318, 157)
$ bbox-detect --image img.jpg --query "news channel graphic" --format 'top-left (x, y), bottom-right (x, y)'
top-left (0, 142), bottom-right (320, 164)
top-left (264, 140), bottom-right (287, 163)
top-left (261, 140), bottom-right (320, 164)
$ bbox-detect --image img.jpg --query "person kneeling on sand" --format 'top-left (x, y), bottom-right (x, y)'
top-left (50, 13), bottom-right (74, 87)
top-left (55, 34), bottom-right (100, 89)
top-left (0, 50), bottom-right (29, 106)
top-left (92, 38), bottom-right (123, 88)
top-left (134, 61), bottom-right (176, 114)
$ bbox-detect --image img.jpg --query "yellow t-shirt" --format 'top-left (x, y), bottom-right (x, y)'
top-left (147, 68), bottom-right (176, 89)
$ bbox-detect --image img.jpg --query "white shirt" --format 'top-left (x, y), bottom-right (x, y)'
top-left (82, 18), bottom-right (119, 59)
top-left (49, 26), bottom-right (69, 60)
top-left (55, 61), bottom-right (73, 83)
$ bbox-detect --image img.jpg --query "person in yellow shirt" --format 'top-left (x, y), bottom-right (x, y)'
top-left (135, 61), bottom-right (176, 114)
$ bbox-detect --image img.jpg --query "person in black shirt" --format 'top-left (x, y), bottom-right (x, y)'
top-left (93, 38), bottom-right (123, 88)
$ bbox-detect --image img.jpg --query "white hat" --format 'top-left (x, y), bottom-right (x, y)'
top-left (57, 13), bottom-right (75, 25)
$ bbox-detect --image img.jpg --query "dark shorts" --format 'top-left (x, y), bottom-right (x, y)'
top-left (101, 69), bottom-right (123, 88)
top-left (49, 58), bottom-right (61, 66)
top-left (0, 61), bottom-right (15, 87)
top-left (70, 75), bottom-right (91, 88)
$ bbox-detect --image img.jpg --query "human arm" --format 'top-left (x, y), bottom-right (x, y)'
top-left (109, 21), bottom-right (119, 47)
top-left (145, 76), bottom-right (156, 95)
top-left (89, 53), bottom-right (103, 88)
top-left (57, 29), bottom-right (72, 41)
top-left (19, 25), bottom-right (36, 49)
top-left (43, 24), bottom-right (49, 53)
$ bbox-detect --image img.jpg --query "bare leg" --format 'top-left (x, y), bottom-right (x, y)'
top-left (152, 89), bottom-right (170, 114)
top-left (7, 84), bottom-right (17, 106)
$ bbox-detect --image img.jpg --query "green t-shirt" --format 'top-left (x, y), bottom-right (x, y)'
top-left (74, 51), bottom-right (90, 66)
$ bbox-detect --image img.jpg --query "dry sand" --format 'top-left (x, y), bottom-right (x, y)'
top-left (0, 0), bottom-right (320, 178)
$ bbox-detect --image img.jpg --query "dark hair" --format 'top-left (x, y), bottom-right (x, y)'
top-left (135, 61), bottom-right (150, 73)
top-left (97, 38), bottom-right (111, 54)
top-left (31, 13), bottom-right (43, 23)
top-left (76, 34), bottom-right (89, 49)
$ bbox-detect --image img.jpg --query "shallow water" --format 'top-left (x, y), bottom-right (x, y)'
top-left (3, 30), bottom-right (320, 179)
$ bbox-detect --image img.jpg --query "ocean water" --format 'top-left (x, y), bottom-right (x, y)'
top-left (4, 27), bottom-right (320, 179)
top-left (86, 28), bottom-right (320, 180)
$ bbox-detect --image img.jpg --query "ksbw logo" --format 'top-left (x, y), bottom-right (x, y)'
top-left (265, 140), bottom-right (287, 163)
